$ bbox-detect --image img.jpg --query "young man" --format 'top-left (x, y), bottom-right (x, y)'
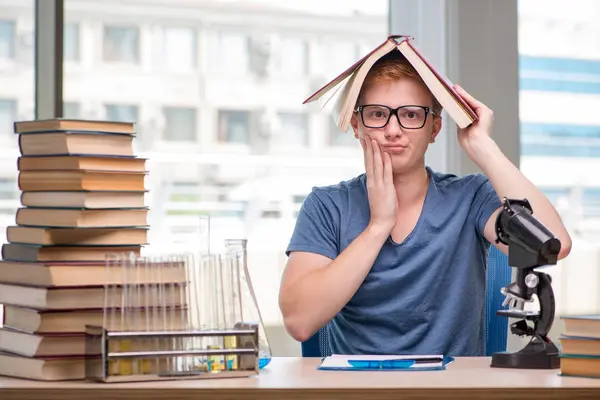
top-left (278, 52), bottom-right (572, 357)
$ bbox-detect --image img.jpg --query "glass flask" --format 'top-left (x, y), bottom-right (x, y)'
top-left (223, 238), bottom-right (272, 369)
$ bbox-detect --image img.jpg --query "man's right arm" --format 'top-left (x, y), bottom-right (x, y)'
top-left (279, 137), bottom-right (396, 342)
top-left (279, 223), bottom-right (390, 342)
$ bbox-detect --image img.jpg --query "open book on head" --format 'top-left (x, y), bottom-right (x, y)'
top-left (318, 354), bottom-right (454, 371)
top-left (303, 35), bottom-right (477, 132)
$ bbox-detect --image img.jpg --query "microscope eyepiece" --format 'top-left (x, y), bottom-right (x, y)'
top-left (495, 198), bottom-right (561, 267)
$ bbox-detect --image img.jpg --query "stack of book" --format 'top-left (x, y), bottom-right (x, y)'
top-left (559, 314), bottom-right (600, 379)
top-left (0, 118), bottom-right (150, 380)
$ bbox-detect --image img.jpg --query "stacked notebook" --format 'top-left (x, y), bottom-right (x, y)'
top-left (559, 315), bottom-right (600, 379)
top-left (0, 118), bottom-right (150, 380)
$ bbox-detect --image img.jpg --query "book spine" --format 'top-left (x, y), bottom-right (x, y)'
top-left (17, 133), bottom-right (23, 156)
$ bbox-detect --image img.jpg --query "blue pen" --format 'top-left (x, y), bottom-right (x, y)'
top-left (347, 359), bottom-right (416, 369)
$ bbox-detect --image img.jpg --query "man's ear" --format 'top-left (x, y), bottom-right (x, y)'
top-left (350, 113), bottom-right (359, 138)
top-left (430, 114), bottom-right (442, 143)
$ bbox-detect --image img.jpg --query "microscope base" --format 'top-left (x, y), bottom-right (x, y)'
top-left (491, 336), bottom-right (560, 369)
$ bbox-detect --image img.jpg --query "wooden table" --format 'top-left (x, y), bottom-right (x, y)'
top-left (1, 357), bottom-right (599, 399)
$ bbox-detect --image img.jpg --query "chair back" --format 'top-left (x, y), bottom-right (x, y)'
top-left (301, 246), bottom-right (512, 357)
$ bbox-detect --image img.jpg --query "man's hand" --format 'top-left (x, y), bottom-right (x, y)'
top-left (454, 84), bottom-right (494, 155)
top-left (452, 85), bottom-right (572, 260)
top-left (361, 135), bottom-right (397, 234)
top-left (279, 135), bottom-right (401, 341)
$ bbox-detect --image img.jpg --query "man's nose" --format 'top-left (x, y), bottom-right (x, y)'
top-left (384, 114), bottom-right (403, 139)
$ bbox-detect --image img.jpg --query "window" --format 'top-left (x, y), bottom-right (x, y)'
top-left (218, 110), bottom-right (250, 144)
top-left (518, 1), bottom-right (600, 340)
top-left (103, 26), bottom-right (139, 63)
top-left (276, 112), bottom-right (308, 147)
top-left (519, 55), bottom-right (600, 94)
top-left (105, 104), bottom-right (138, 123)
top-left (212, 32), bottom-right (249, 73)
top-left (0, 20), bottom-right (15, 59)
top-left (160, 27), bottom-right (196, 70)
top-left (520, 122), bottom-right (600, 157)
top-left (277, 37), bottom-right (308, 76)
top-left (0, 100), bottom-right (16, 135)
top-left (163, 107), bottom-right (196, 141)
top-left (64, 23), bottom-right (80, 61)
top-left (63, 102), bottom-right (81, 118)
top-left (61, 0), bottom-right (389, 329)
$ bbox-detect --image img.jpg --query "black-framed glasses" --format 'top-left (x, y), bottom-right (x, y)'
top-left (354, 104), bottom-right (436, 129)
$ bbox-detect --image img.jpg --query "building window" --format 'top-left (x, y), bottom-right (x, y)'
top-left (103, 26), bottom-right (139, 63)
top-left (105, 104), bottom-right (138, 123)
top-left (0, 99), bottom-right (16, 135)
top-left (218, 110), bottom-right (250, 144)
top-left (64, 23), bottom-right (80, 62)
top-left (160, 27), bottom-right (196, 70)
top-left (0, 20), bottom-right (15, 59)
top-left (212, 32), bottom-right (249, 73)
top-left (163, 107), bottom-right (196, 141)
top-left (277, 112), bottom-right (308, 147)
top-left (277, 37), bottom-right (308, 75)
top-left (63, 102), bottom-right (81, 118)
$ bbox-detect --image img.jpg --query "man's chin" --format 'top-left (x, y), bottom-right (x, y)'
top-left (390, 157), bottom-right (419, 174)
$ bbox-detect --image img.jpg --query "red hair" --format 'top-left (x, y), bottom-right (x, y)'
top-left (358, 53), bottom-right (443, 115)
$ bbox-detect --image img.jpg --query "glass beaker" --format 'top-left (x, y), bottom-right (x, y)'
top-left (223, 239), bottom-right (272, 369)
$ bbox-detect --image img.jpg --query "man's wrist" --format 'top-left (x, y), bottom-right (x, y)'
top-left (462, 135), bottom-right (501, 170)
top-left (365, 222), bottom-right (393, 242)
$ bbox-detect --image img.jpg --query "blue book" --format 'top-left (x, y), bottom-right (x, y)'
top-left (317, 354), bottom-right (454, 371)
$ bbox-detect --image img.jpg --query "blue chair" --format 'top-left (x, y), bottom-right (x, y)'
top-left (301, 246), bottom-right (512, 357)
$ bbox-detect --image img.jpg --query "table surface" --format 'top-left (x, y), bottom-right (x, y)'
top-left (1, 356), bottom-right (600, 400)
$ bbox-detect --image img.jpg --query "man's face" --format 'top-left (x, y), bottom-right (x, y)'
top-left (350, 77), bottom-right (442, 174)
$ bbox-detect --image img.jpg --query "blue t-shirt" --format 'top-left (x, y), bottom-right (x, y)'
top-left (285, 166), bottom-right (502, 357)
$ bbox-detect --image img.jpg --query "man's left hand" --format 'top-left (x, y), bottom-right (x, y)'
top-left (454, 84), bottom-right (494, 155)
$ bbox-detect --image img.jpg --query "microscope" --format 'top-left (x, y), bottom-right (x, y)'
top-left (490, 197), bottom-right (562, 369)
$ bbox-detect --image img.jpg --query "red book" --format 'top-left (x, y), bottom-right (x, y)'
top-left (303, 35), bottom-right (477, 131)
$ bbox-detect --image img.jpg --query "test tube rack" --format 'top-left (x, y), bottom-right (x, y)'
top-left (85, 322), bottom-right (260, 383)
top-left (83, 215), bottom-right (272, 383)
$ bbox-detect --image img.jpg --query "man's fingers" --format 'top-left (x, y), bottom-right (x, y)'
top-left (455, 84), bottom-right (485, 111)
top-left (372, 139), bottom-right (383, 184)
top-left (363, 137), bottom-right (373, 179)
top-left (383, 151), bottom-right (393, 187)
